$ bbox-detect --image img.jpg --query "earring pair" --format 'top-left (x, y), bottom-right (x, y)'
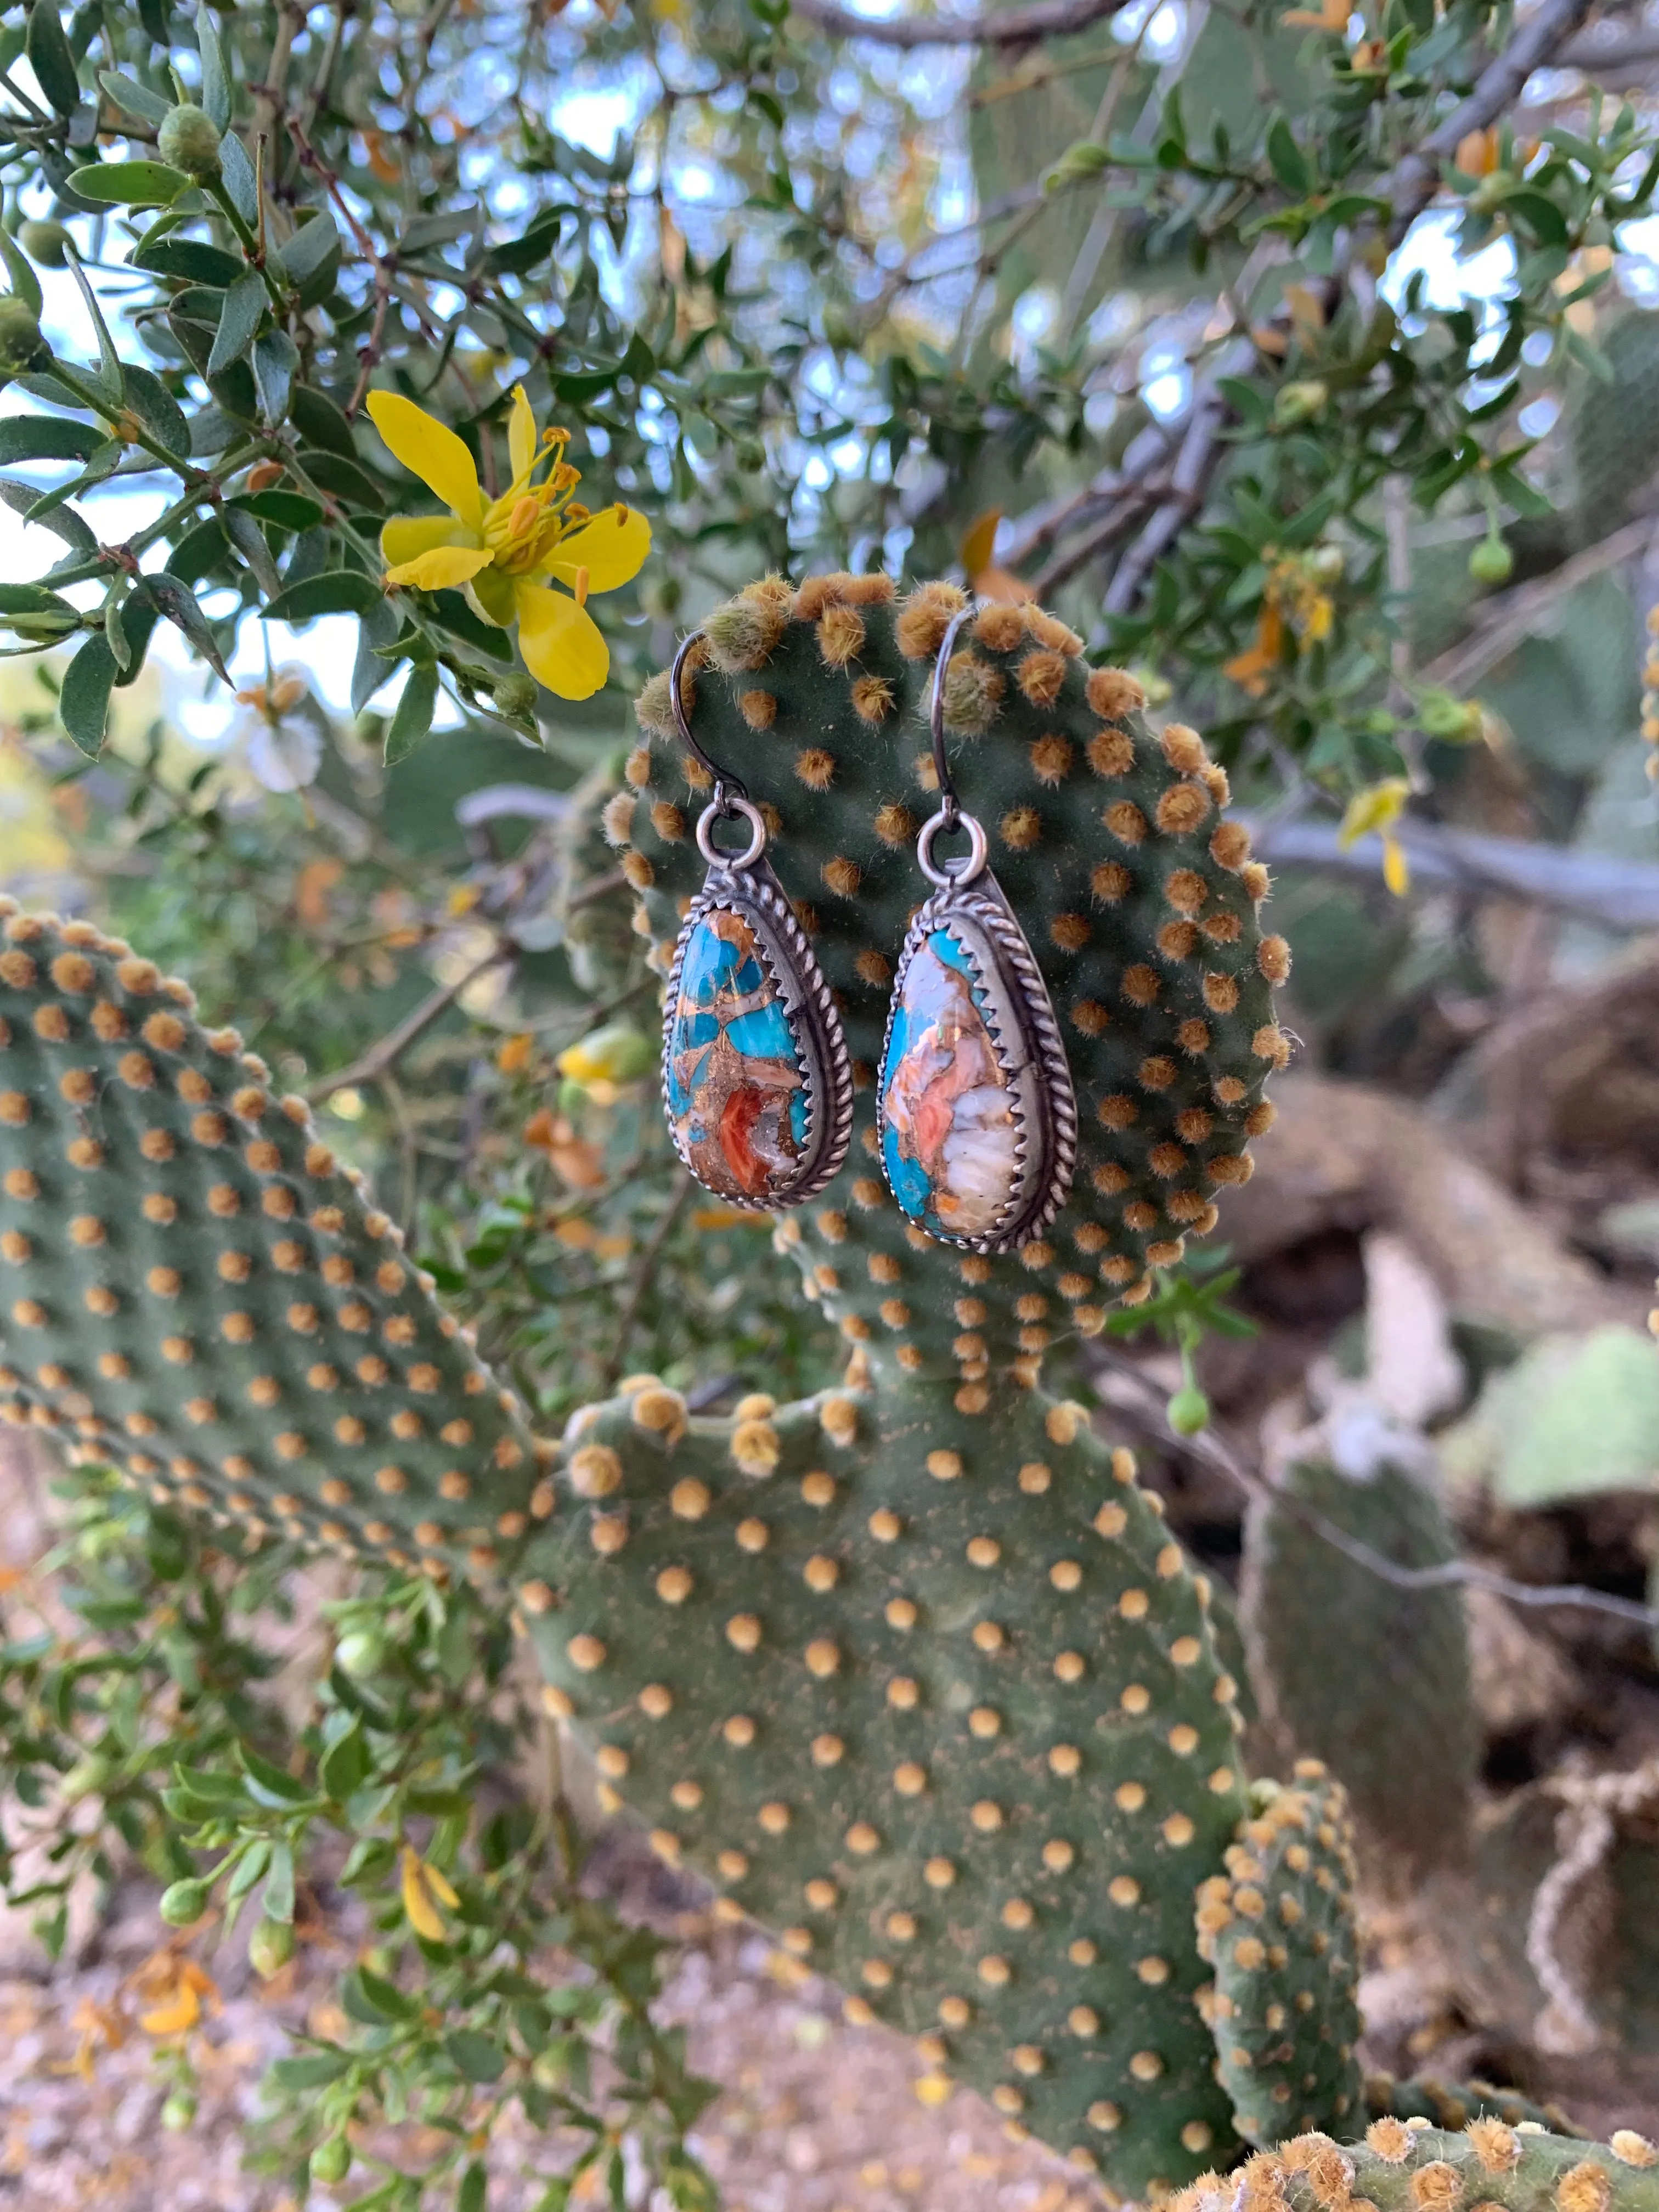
top-left (658, 610), bottom-right (1076, 1255)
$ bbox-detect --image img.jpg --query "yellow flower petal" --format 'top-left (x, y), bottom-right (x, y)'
top-left (365, 392), bottom-right (484, 528)
top-left (507, 383), bottom-right (537, 486)
top-left (542, 507), bottom-right (652, 595)
top-left (400, 1844), bottom-right (447, 1942)
top-left (1382, 831), bottom-right (1410, 897)
top-left (1337, 775), bottom-right (1409, 849)
top-left (382, 514), bottom-right (473, 567)
top-left (386, 544), bottom-right (494, 592)
top-left (515, 582), bottom-right (610, 699)
top-left (422, 1859), bottom-right (460, 1910)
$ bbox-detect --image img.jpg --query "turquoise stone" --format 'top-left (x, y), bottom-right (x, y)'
top-left (665, 906), bottom-right (810, 1201)
top-left (879, 926), bottom-right (1022, 1242)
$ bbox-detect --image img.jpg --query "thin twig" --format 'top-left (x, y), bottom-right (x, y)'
top-left (598, 1172), bottom-right (696, 1395)
top-left (308, 944), bottom-right (509, 1104)
top-left (1419, 514), bottom-right (1656, 697)
top-left (791, 0), bottom-right (1136, 47)
top-left (1092, 1347), bottom-right (1659, 1632)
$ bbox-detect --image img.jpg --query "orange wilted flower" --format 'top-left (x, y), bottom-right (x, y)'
top-left (54, 1995), bottom-right (126, 2083)
top-left (132, 1952), bottom-right (219, 2038)
top-left (1222, 601), bottom-right (1285, 697)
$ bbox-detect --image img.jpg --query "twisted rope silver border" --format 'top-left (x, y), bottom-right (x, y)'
top-left (661, 856), bottom-right (855, 1213)
top-left (876, 868), bottom-right (1078, 1254)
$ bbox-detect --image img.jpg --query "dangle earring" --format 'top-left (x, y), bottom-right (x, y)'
top-left (876, 606), bottom-right (1077, 1253)
top-left (660, 631), bottom-right (855, 1210)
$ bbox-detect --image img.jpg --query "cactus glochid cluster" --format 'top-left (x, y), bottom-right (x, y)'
top-left (6, 577), bottom-right (1644, 2205)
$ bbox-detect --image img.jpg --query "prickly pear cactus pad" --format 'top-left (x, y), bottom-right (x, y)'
top-left (1197, 1767), bottom-right (1364, 2147)
top-left (0, 902), bottom-right (545, 1571)
top-left (627, 577), bottom-right (1288, 1373)
top-left (1175, 2121), bottom-right (1659, 2212)
top-left (530, 1374), bottom-right (1250, 2193)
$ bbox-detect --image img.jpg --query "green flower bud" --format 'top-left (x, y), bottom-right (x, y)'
top-left (492, 672), bottom-right (538, 721)
top-left (157, 103), bottom-right (223, 181)
top-left (334, 1628), bottom-right (386, 1679)
top-left (1166, 1384), bottom-right (1211, 1436)
top-left (1468, 532), bottom-right (1513, 586)
top-left (161, 2089), bottom-right (198, 2131)
top-left (247, 1914), bottom-right (295, 1979)
top-left (59, 1753), bottom-right (115, 1803)
top-left (310, 2136), bottom-right (352, 2185)
top-left (159, 1877), bottom-right (211, 1926)
top-left (0, 294), bottom-right (46, 384)
top-left (557, 1021), bottom-right (656, 1087)
top-left (18, 219), bottom-right (71, 268)
top-left (1273, 379), bottom-right (1328, 427)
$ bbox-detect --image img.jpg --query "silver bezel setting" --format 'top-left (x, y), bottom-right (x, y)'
top-left (877, 866), bottom-right (1078, 1254)
top-left (662, 853), bottom-right (855, 1212)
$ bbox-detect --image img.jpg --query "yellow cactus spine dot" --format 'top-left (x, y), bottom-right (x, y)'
top-left (927, 1448), bottom-right (962, 1481)
top-left (726, 1613), bottom-right (762, 1652)
top-left (1611, 2134), bottom-right (1659, 2169)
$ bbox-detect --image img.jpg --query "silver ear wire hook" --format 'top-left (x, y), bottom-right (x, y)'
top-left (669, 629), bottom-right (748, 820)
top-left (928, 600), bottom-right (977, 835)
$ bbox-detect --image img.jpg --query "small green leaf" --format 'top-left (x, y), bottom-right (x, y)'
top-left (208, 270), bottom-right (265, 376)
top-left (290, 382), bottom-right (357, 458)
top-left (385, 659), bottom-right (438, 764)
top-left (224, 1838), bottom-right (272, 1903)
top-left (197, 15), bottom-right (230, 131)
top-left (240, 1745), bottom-right (313, 1807)
top-left (121, 364), bottom-right (191, 459)
top-left (262, 1838), bottom-right (295, 1924)
top-left (1266, 116), bottom-right (1311, 196)
top-left (0, 417), bottom-right (101, 465)
top-left (269, 2051), bottom-right (351, 2090)
top-left (262, 569), bottom-right (381, 623)
top-left (0, 582), bottom-right (77, 619)
top-left (319, 1723), bottom-right (368, 1803)
top-left (298, 448), bottom-right (383, 510)
top-left (66, 160), bottom-right (191, 207)
top-left (138, 571), bottom-right (230, 682)
top-left (132, 233), bottom-right (245, 285)
top-left (63, 252), bottom-right (125, 407)
top-left (444, 2031), bottom-right (505, 2084)
top-left (458, 2163), bottom-right (487, 2212)
top-left (0, 231), bottom-right (43, 317)
top-left (352, 596), bottom-right (402, 712)
top-left (26, 0), bottom-right (80, 116)
top-left (228, 489), bottom-right (323, 531)
top-left (0, 479), bottom-right (96, 555)
top-left (278, 212), bottom-right (340, 284)
top-left (58, 631), bottom-right (117, 754)
top-left (104, 590), bottom-right (132, 671)
top-left (98, 70), bottom-right (173, 124)
top-left (222, 504), bottom-right (280, 596)
top-left (353, 1966), bottom-right (418, 2021)
top-left (252, 327), bottom-right (297, 425)
top-left (220, 131), bottom-right (257, 223)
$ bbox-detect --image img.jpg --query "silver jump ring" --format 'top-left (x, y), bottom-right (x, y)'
top-left (916, 806), bottom-right (988, 889)
top-left (696, 794), bottom-right (768, 871)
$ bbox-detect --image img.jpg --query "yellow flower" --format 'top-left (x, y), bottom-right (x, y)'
top-left (1338, 776), bottom-right (1412, 896)
top-left (400, 1843), bottom-right (458, 1941)
top-left (366, 386), bottom-right (651, 701)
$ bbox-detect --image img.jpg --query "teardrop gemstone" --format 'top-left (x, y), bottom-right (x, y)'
top-left (664, 894), bottom-right (848, 1205)
top-left (878, 894), bottom-right (1074, 1251)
